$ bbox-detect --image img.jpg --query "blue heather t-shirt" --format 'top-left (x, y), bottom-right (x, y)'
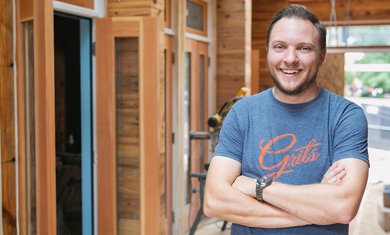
top-left (213, 88), bottom-right (369, 235)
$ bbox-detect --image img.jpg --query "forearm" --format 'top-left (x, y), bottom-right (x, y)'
top-left (204, 156), bottom-right (310, 228)
top-left (263, 182), bottom-right (346, 225)
top-left (263, 159), bottom-right (368, 225)
top-left (204, 183), bottom-right (310, 228)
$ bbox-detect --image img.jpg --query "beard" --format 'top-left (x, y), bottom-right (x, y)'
top-left (267, 61), bottom-right (321, 96)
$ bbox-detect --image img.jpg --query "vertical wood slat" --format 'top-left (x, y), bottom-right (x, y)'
top-left (33, 0), bottom-right (56, 234)
top-left (164, 34), bottom-right (173, 235)
top-left (139, 17), bottom-right (160, 235)
top-left (95, 17), bottom-right (117, 235)
top-left (251, 49), bottom-right (260, 95)
top-left (0, 0), bottom-right (17, 233)
top-left (15, 0), bottom-right (27, 233)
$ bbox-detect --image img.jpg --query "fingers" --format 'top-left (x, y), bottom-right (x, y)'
top-left (321, 162), bottom-right (346, 185)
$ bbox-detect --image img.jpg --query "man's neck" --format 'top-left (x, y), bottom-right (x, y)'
top-left (272, 84), bottom-right (321, 104)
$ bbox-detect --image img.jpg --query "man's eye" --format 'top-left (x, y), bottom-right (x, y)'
top-left (275, 45), bottom-right (284, 49)
top-left (301, 47), bottom-right (311, 51)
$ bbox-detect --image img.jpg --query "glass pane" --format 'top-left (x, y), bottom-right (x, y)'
top-left (199, 54), bottom-right (205, 170)
top-left (327, 25), bottom-right (390, 47)
top-left (186, 0), bottom-right (204, 31)
top-left (115, 37), bottom-right (140, 234)
top-left (184, 52), bottom-right (191, 204)
top-left (23, 20), bottom-right (37, 235)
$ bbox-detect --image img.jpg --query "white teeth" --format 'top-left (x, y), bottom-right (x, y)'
top-left (281, 69), bottom-right (300, 74)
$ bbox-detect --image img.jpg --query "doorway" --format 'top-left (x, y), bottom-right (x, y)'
top-left (54, 13), bottom-right (93, 234)
top-left (183, 38), bottom-right (209, 232)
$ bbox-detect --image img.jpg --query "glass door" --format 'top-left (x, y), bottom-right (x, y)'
top-left (184, 38), bottom-right (209, 232)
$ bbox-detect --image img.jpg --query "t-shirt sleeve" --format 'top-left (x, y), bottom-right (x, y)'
top-left (212, 108), bottom-right (245, 163)
top-left (332, 104), bottom-right (369, 166)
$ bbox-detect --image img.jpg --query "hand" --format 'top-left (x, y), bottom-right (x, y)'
top-left (321, 162), bottom-right (346, 185)
top-left (232, 175), bottom-right (257, 198)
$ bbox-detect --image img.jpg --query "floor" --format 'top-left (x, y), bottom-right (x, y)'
top-left (188, 147), bottom-right (390, 235)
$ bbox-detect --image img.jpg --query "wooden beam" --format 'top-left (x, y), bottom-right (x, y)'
top-left (95, 17), bottom-right (117, 235)
top-left (33, 0), bottom-right (56, 234)
top-left (0, 0), bottom-right (17, 233)
top-left (139, 16), bottom-right (160, 235)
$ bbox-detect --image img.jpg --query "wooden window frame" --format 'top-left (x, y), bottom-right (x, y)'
top-left (186, 0), bottom-right (208, 37)
top-left (16, 0), bottom-right (57, 234)
top-left (95, 17), bottom-right (160, 235)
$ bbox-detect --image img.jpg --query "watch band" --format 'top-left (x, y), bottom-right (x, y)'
top-left (256, 177), bottom-right (272, 202)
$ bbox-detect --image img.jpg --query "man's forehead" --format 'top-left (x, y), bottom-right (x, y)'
top-left (269, 17), bottom-right (319, 44)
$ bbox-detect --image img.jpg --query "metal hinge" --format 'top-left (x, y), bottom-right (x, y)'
top-left (172, 132), bottom-right (175, 144)
top-left (172, 52), bottom-right (175, 64)
top-left (172, 211), bottom-right (175, 223)
top-left (208, 56), bottom-right (210, 67)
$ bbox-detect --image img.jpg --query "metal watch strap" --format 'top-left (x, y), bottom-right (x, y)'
top-left (256, 177), bottom-right (272, 202)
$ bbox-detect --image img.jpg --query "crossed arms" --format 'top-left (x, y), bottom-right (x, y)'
top-left (204, 156), bottom-right (369, 228)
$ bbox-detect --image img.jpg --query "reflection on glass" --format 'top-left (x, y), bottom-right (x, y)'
top-left (115, 37), bottom-right (140, 234)
top-left (23, 20), bottom-right (37, 235)
top-left (186, 0), bottom-right (204, 31)
top-left (184, 52), bottom-right (191, 205)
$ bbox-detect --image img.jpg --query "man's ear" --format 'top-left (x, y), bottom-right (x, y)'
top-left (320, 48), bottom-right (327, 66)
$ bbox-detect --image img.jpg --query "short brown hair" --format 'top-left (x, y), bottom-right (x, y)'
top-left (266, 4), bottom-right (327, 54)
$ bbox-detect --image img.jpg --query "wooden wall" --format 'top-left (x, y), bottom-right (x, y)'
top-left (216, 0), bottom-right (252, 109)
top-left (252, 0), bottom-right (288, 91)
top-left (290, 0), bottom-right (390, 23)
top-left (116, 37), bottom-right (141, 234)
top-left (0, 0), bottom-right (17, 233)
top-left (252, 0), bottom-right (390, 93)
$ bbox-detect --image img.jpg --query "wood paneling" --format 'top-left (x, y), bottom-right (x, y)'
top-left (33, 0), bottom-right (56, 233)
top-left (107, 0), bottom-right (164, 17)
top-left (252, 0), bottom-right (288, 91)
top-left (0, 0), bottom-right (17, 233)
top-left (116, 37), bottom-right (141, 234)
top-left (56, 0), bottom-right (94, 10)
top-left (290, 0), bottom-right (390, 22)
top-left (317, 53), bottom-right (345, 96)
top-left (216, 0), bottom-right (252, 109)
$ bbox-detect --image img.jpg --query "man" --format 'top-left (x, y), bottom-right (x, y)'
top-left (204, 4), bottom-right (369, 235)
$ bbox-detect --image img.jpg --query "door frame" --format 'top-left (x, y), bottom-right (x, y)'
top-left (95, 16), bottom-right (160, 235)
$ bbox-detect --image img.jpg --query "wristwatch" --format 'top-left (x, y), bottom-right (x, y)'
top-left (256, 177), bottom-right (272, 202)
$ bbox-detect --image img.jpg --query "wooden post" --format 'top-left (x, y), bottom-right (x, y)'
top-left (33, 0), bottom-right (56, 234)
top-left (0, 0), bottom-right (17, 233)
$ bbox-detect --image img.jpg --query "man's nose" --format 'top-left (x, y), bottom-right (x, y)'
top-left (283, 48), bottom-right (299, 65)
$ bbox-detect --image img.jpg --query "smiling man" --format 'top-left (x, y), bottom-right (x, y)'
top-left (204, 4), bottom-right (369, 235)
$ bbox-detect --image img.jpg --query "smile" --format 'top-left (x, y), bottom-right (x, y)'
top-left (280, 69), bottom-right (302, 74)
